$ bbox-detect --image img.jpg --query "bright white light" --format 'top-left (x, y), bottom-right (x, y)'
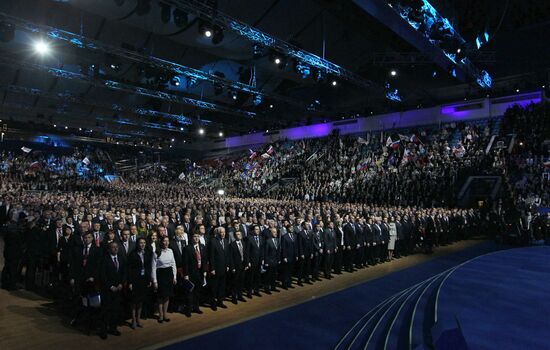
top-left (198, 128), bottom-right (205, 135)
top-left (457, 48), bottom-right (462, 54)
top-left (390, 70), bottom-right (397, 77)
top-left (274, 58), bottom-right (281, 65)
top-left (79, 127), bottom-right (82, 131)
top-left (218, 132), bottom-right (223, 137)
top-left (53, 124), bottom-right (57, 127)
top-left (266, 129), bottom-right (269, 133)
top-left (34, 40), bottom-right (50, 55)
top-left (64, 126), bottom-right (68, 129)
top-left (180, 127), bottom-right (184, 131)
top-left (217, 189), bottom-right (225, 196)
top-left (232, 94), bottom-right (237, 100)
top-left (331, 80), bottom-right (337, 86)
top-left (516, 89), bottom-right (520, 93)
top-left (204, 30), bottom-right (212, 38)
top-left (171, 138), bottom-right (175, 142)
top-left (269, 104), bottom-right (273, 108)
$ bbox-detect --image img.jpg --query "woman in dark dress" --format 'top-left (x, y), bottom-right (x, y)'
top-left (127, 237), bottom-right (152, 329)
top-left (152, 236), bottom-right (177, 323)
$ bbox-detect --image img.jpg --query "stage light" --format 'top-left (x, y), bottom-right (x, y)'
top-left (180, 127), bottom-right (184, 131)
top-left (173, 9), bottom-right (189, 27)
top-left (34, 40), bottom-right (50, 55)
top-left (198, 128), bottom-right (204, 135)
top-left (269, 104), bottom-right (273, 109)
top-left (390, 70), bottom-right (397, 77)
top-left (171, 138), bottom-right (175, 142)
top-left (65, 126), bottom-right (68, 129)
top-left (159, 3), bottom-right (171, 23)
top-left (331, 80), bottom-right (338, 86)
top-left (0, 22), bottom-right (15, 43)
top-left (219, 131), bottom-right (223, 137)
top-left (53, 124), bottom-right (57, 127)
top-left (171, 76), bottom-right (181, 86)
top-left (274, 57), bottom-right (281, 65)
top-left (136, 0), bottom-right (151, 16)
top-left (516, 88), bottom-right (520, 93)
top-left (217, 189), bottom-right (225, 196)
top-left (205, 29), bottom-right (212, 38)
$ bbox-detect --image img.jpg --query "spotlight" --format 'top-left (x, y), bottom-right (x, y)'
top-left (331, 80), bottom-right (338, 86)
top-left (79, 127), bottom-right (82, 131)
top-left (274, 57), bottom-right (281, 65)
top-left (34, 40), bottom-right (50, 55)
top-left (0, 22), bottom-right (15, 43)
top-left (198, 128), bottom-right (204, 135)
top-left (180, 127), bottom-right (184, 131)
top-left (231, 92), bottom-right (238, 100)
top-left (173, 9), bottom-right (189, 27)
top-left (171, 76), bottom-right (181, 86)
top-left (171, 138), bottom-right (175, 142)
top-left (219, 131), bottom-right (223, 137)
top-left (217, 189), bottom-right (225, 196)
top-left (53, 124), bottom-right (57, 127)
top-left (65, 126), bottom-right (68, 129)
top-left (516, 88), bottom-right (520, 93)
top-left (159, 3), bottom-right (171, 23)
top-left (269, 104), bottom-right (273, 109)
top-left (390, 70), bottom-right (397, 77)
top-left (136, 0), bottom-right (151, 16)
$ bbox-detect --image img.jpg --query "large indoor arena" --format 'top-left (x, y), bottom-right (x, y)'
top-left (0, 1), bottom-right (549, 349)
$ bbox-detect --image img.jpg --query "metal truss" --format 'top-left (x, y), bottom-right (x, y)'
top-left (0, 55), bottom-right (256, 118)
top-left (368, 51), bottom-right (496, 65)
top-left (0, 12), bottom-right (313, 110)
top-left (2, 84), bottom-right (194, 129)
top-left (162, 0), bottom-right (375, 89)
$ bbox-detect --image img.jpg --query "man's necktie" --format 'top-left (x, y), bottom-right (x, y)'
top-left (95, 233), bottom-right (100, 247)
top-left (113, 256), bottom-right (119, 272)
top-left (238, 241), bottom-right (243, 261)
top-left (83, 246), bottom-right (89, 267)
top-left (255, 236), bottom-right (259, 246)
top-left (195, 245), bottom-right (201, 268)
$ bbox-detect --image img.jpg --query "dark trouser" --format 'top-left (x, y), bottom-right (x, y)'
top-left (312, 252), bottom-right (321, 279)
top-left (101, 290), bottom-right (121, 333)
top-left (1, 258), bottom-right (20, 290)
top-left (323, 252), bottom-right (334, 278)
top-left (265, 265), bottom-right (278, 290)
top-left (297, 257), bottom-right (311, 283)
top-left (245, 263), bottom-right (262, 293)
top-left (366, 244), bottom-right (375, 265)
top-left (186, 280), bottom-right (201, 311)
top-left (281, 261), bottom-right (294, 287)
top-left (355, 245), bottom-right (364, 267)
top-left (344, 248), bottom-right (355, 271)
top-left (334, 247), bottom-right (343, 273)
top-left (231, 269), bottom-right (245, 299)
top-left (209, 274), bottom-right (226, 305)
top-left (25, 256), bottom-right (39, 290)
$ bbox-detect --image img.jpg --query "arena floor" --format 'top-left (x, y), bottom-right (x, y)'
top-left (0, 239), bottom-right (486, 350)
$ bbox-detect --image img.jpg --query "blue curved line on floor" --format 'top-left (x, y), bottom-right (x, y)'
top-left (161, 241), bottom-right (501, 350)
top-left (436, 246), bottom-right (550, 350)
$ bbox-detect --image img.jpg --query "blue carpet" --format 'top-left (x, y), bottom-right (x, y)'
top-left (437, 246), bottom-right (550, 350)
top-left (162, 242), bottom-right (500, 350)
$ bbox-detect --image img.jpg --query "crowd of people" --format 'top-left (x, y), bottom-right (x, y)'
top-left (0, 103), bottom-right (548, 339)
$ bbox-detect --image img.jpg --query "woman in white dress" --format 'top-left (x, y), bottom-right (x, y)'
top-left (388, 217), bottom-right (398, 260)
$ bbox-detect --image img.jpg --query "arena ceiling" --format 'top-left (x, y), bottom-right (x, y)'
top-left (0, 0), bottom-right (548, 141)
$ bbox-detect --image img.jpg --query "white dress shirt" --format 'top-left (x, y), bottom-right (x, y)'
top-left (151, 248), bottom-right (177, 283)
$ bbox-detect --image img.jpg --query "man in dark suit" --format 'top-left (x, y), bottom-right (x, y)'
top-left (91, 222), bottom-right (105, 248)
top-left (208, 227), bottom-right (229, 310)
top-left (297, 221), bottom-right (313, 285)
top-left (245, 225), bottom-right (263, 297)
top-left (239, 216), bottom-right (250, 239)
top-left (280, 224), bottom-right (298, 289)
top-left (169, 226), bottom-right (187, 313)
top-left (183, 232), bottom-right (207, 317)
top-left (311, 222), bottom-right (324, 281)
top-left (117, 229), bottom-right (135, 264)
top-left (323, 221), bottom-right (337, 279)
top-left (333, 219), bottom-right (344, 274)
top-left (99, 242), bottom-right (126, 339)
top-left (343, 216), bottom-right (357, 272)
top-left (228, 231), bottom-right (249, 304)
top-left (354, 220), bottom-right (365, 269)
top-left (263, 227), bottom-right (280, 294)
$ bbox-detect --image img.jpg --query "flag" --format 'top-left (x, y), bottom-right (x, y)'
top-left (357, 137), bottom-right (369, 145)
top-left (21, 146), bottom-right (32, 153)
top-left (398, 134), bottom-right (409, 142)
top-left (266, 145), bottom-right (274, 155)
top-left (261, 153), bottom-right (271, 159)
top-left (82, 157), bottom-right (90, 165)
top-left (386, 136), bottom-right (393, 147)
top-left (390, 139), bottom-right (401, 149)
top-left (410, 134), bottom-right (423, 144)
top-left (357, 159), bottom-right (369, 171)
top-left (543, 160), bottom-right (550, 168)
top-left (178, 172), bottom-right (185, 180)
top-left (249, 149), bottom-right (257, 160)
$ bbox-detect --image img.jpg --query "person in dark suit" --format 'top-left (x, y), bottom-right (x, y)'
top-left (354, 220), bottom-right (365, 269)
top-left (208, 227), bottom-right (229, 310)
top-left (127, 237), bottom-right (152, 329)
top-left (323, 221), bottom-right (337, 279)
top-left (117, 229), bottom-right (135, 264)
top-left (311, 222), bottom-right (324, 281)
top-left (297, 221), bottom-right (313, 285)
top-left (364, 218), bottom-right (375, 266)
top-left (169, 226), bottom-right (187, 313)
top-left (48, 218), bottom-right (64, 285)
top-left (99, 241), bottom-right (126, 339)
top-left (183, 232), bottom-right (207, 317)
top-left (228, 231), bottom-right (249, 304)
top-left (56, 225), bottom-right (73, 286)
top-left (280, 224), bottom-right (297, 289)
top-left (91, 222), bottom-right (105, 248)
top-left (245, 225), bottom-right (263, 297)
top-left (264, 227), bottom-right (280, 294)
top-left (333, 219), bottom-right (344, 274)
top-left (343, 216), bottom-right (357, 272)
